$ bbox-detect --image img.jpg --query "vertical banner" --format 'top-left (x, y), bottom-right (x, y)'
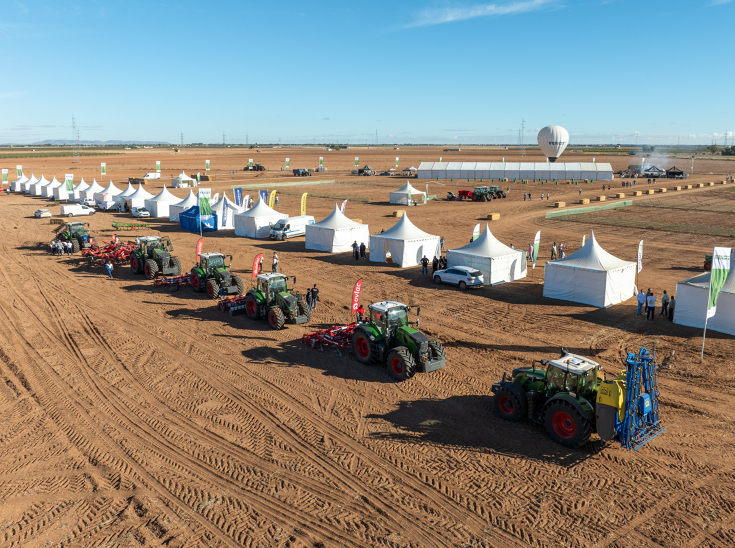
top-left (252, 253), bottom-right (263, 278)
top-left (472, 224), bottom-right (480, 240)
top-left (211, 192), bottom-right (219, 203)
top-left (249, 159), bottom-right (253, 169)
top-left (65, 174), bottom-right (74, 191)
top-left (340, 199), bottom-right (347, 214)
top-left (156, 160), bottom-right (161, 172)
top-left (101, 162), bottom-right (106, 175)
top-left (637, 240), bottom-right (643, 273)
top-left (205, 159), bottom-right (210, 171)
top-left (234, 187), bottom-right (243, 207)
top-left (407, 189), bottom-right (412, 204)
top-left (222, 202), bottom-right (229, 227)
top-left (425, 184), bottom-right (429, 204)
top-left (351, 278), bottom-right (363, 313)
top-left (198, 188), bottom-right (212, 215)
top-left (268, 190), bottom-right (276, 209)
top-left (355, 157), bottom-right (359, 168)
top-left (259, 190), bottom-right (267, 203)
top-left (1, 169), bottom-right (7, 184)
top-left (396, 157), bottom-right (399, 168)
top-left (319, 157), bottom-right (323, 168)
top-left (196, 238), bottom-right (204, 261)
top-left (300, 193), bottom-right (307, 216)
top-left (285, 158), bottom-right (290, 168)
top-left (582, 234), bottom-right (586, 246)
top-left (707, 247), bottom-right (731, 319)
top-left (243, 194), bottom-right (250, 209)
top-left (16, 165), bottom-right (22, 177)
top-left (532, 230), bottom-right (541, 269)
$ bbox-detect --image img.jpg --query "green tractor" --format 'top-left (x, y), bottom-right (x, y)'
top-left (488, 185), bottom-right (507, 199)
top-left (244, 273), bottom-right (311, 329)
top-left (130, 236), bottom-right (182, 279)
top-left (190, 252), bottom-right (244, 299)
top-left (351, 301), bottom-right (446, 382)
top-left (56, 222), bottom-right (94, 252)
top-left (470, 186), bottom-right (493, 202)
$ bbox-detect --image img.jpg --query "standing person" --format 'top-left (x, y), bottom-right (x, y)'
top-left (440, 236), bottom-right (445, 251)
top-left (578, 187), bottom-right (582, 196)
top-left (50, 239), bottom-right (57, 255)
top-left (421, 255), bottom-right (429, 275)
top-left (523, 193), bottom-right (526, 202)
top-left (646, 292), bottom-right (656, 320)
top-left (258, 254), bottom-right (264, 273)
top-left (661, 290), bottom-right (670, 315)
top-left (275, 195), bottom-right (279, 206)
top-left (311, 284), bottom-right (319, 309)
top-left (551, 242), bottom-right (557, 260)
top-left (306, 287), bottom-right (313, 310)
top-left (432, 256), bottom-right (439, 273)
top-left (67, 241), bottom-right (73, 255)
top-left (636, 289), bottom-right (646, 315)
top-left (352, 241), bottom-right (359, 261)
top-left (645, 288), bottom-right (652, 314)
top-left (272, 252), bottom-right (279, 273)
top-left (356, 304), bottom-right (365, 322)
top-left (57, 241), bottom-right (64, 256)
top-left (668, 296), bottom-right (676, 321)
top-left (359, 242), bottom-right (366, 259)
top-left (528, 242), bottom-right (533, 261)
top-left (546, 192), bottom-right (549, 201)
top-left (105, 261), bottom-right (113, 279)
top-left (219, 285), bottom-right (227, 300)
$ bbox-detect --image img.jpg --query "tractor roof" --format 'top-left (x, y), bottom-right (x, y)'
top-left (137, 236), bottom-right (161, 243)
top-left (369, 301), bottom-right (407, 313)
top-left (199, 252), bottom-right (225, 259)
top-left (257, 273), bottom-right (286, 281)
top-left (549, 354), bottom-right (600, 374)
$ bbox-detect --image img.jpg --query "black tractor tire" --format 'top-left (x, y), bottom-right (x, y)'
top-left (428, 339), bottom-right (445, 361)
top-left (298, 300), bottom-right (312, 322)
top-left (459, 281), bottom-right (468, 291)
top-left (232, 275), bottom-right (244, 295)
top-left (72, 239), bottom-right (80, 253)
top-left (267, 307), bottom-right (285, 330)
top-left (386, 347), bottom-right (416, 382)
top-left (170, 256), bottom-right (182, 275)
top-left (481, 196), bottom-right (487, 202)
top-left (206, 279), bottom-right (220, 299)
top-left (543, 400), bottom-right (591, 448)
top-left (245, 294), bottom-right (259, 319)
top-left (191, 270), bottom-right (202, 292)
top-left (352, 328), bottom-right (376, 364)
top-left (144, 259), bottom-right (159, 280)
top-left (130, 254), bottom-right (142, 274)
top-left (493, 385), bottom-right (526, 422)
top-left (433, 275), bottom-right (442, 285)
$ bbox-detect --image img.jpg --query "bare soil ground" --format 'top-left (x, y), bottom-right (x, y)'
top-left (1, 147), bottom-right (735, 548)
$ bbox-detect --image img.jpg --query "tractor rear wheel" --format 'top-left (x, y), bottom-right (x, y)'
top-left (206, 279), bottom-right (220, 299)
top-left (352, 328), bottom-right (375, 364)
top-left (144, 259), bottom-right (158, 279)
top-left (268, 307), bottom-right (285, 330)
top-left (170, 256), bottom-right (182, 275)
top-left (130, 255), bottom-right (141, 274)
top-left (493, 386), bottom-right (525, 422)
top-left (245, 294), bottom-right (259, 319)
top-left (191, 270), bottom-right (202, 292)
top-left (544, 400), bottom-right (591, 448)
top-left (298, 300), bottom-right (311, 322)
top-left (232, 275), bottom-right (244, 295)
top-left (481, 196), bottom-right (487, 202)
top-left (386, 347), bottom-right (416, 382)
top-left (72, 240), bottom-right (80, 253)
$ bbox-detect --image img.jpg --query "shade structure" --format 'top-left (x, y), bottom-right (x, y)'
top-left (233, 199), bottom-right (286, 238)
top-left (369, 214), bottom-right (440, 268)
top-left (80, 180), bottom-right (104, 201)
top-left (543, 232), bottom-right (635, 308)
top-left (674, 261), bottom-right (735, 335)
top-left (565, 163), bottom-right (582, 180)
top-left (305, 204), bottom-right (371, 253)
top-left (414, 161), bottom-right (614, 181)
top-left (123, 185), bottom-right (154, 210)
top-left (460, 162), bottom-right (477, 179)
top-left (43, 176), bottom-right (63, 198)
top-left (389, 182), bottom-right (426, 205)
top-left (172, 171), bottom-right (197, 187)
top-left (61, 178), bottom-right (90, 201)
top-left (21, 175), bottom-right (38, 192)
top-left (143, 185), bottom-right (181, 217)
top-left (580, 163), bottom-right (597, 180)
top-left (210, 191), bottom-right (244, 229)
top-left (93, 181), bottom-right (122, 204)
top-left (168, 190), bottom-right (198, 222)
top-left (179, 206), bottom-right (217, 233)
top-left (112, 183), bottom-right (136, 207)
top-left (489, 163), bottom-right (505, 179)
top-left (11, 174), bottom-right (28, 192)
top-left (447, 226), bottom-right (526, 285)
top-left (29, 175), bottom-right (51, 196)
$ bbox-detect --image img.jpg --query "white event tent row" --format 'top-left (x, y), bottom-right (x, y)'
top-left (168, 190), bottom-right (198, 222)
top-left (21, 175), bottom-right (38, 192)
top-left (93, 181), bottom-right (123, 204)
top-left (447, 225), bottom-right (526, 285)
top-left (112, 183), bottom-right (137, 208)
top-left (43, 176), bottom-right (64, 198)
top-left (305, 204), bottom-right (370, 253)
top-left (80, 180), bottom-right (104, 202)
top-left (11, 174), bottom-right (28, 192)
top-left (210, 192), bottom-right (244, 229)
top-left (123, 185), bottom-right (154, 210)
top-left (369, 214), bottom-right (440, 268)
top-left (59, 178), bottom-right (90, 201)
top-left (389, 182), bottom-right (427, 205)
top-left (543, 232), bottom-right (635, 308)
top-left (234, 199), bottom-right (285, 238)
top-left (28, 175), bottom-right (50, 196)
top-left (144, 185), bottom-right (181, 218)
top-left (417, 162), bottom-right (614, 181)
top-left (674, 255), bottom-right (735, 335)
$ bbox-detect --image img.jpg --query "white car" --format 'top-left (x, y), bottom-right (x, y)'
top-left (35, 208), bottom-right (52, 218)
top-left (132, 207), bottom-right (150, 218)
top-left (433, 266), bottom-right (484, 290)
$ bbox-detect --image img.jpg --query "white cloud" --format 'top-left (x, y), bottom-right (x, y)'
top-left (708, 0), bottom-right (733, 6)
top-left (406, 0), bottom-right (558, 28)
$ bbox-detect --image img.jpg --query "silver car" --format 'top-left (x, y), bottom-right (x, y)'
top-left (433, 266), bottom-right (484, 290)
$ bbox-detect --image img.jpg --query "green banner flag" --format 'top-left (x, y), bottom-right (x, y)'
top-left (156, 160), bottom-right (161, 172)
top-left (1, 169), bottom-right (7, 183)
top-left (396, 157), bottom-right (399, 167)
top-left (205, 160), bottom-right (210, 171)
top-left (319, 157), bottom-right (323, 166)
top-left (707, 247), bottom-right (731, 319)
top-left (16, 165), bottom-right (22, 177)
top-left (199, 188), bottom-right (212, 215)
top-left (532, 231), bottom-right (541, 269)
top-left (286, 158), bottom-right (290, 168)
top-left (65, 174), bottom-right (74, 191)
top-left (355, 157), bottom-right (359, 167)
top-left (249, 159), bottom-right (253, 168)
top-left (101, 163), bottom-right (106, 175)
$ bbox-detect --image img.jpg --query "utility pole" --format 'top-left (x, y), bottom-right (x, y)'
top-left (72, 115), bottom-right (80, 163)
top-left (181, 132), bottom-right (184, 146)
top-left (223, 133), bottom-right (226, 147)
top-left (518, 118), bottom-right (526, 157)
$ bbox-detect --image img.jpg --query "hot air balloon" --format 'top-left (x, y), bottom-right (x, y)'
top-left (537, 125), bottom-right (569, 163)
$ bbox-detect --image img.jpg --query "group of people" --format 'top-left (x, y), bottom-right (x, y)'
top-left (351, 241), bottom-right (367, 260)
top-left (420, 254), bottom-right (448, 275)
top-left (637, 288), bottom-right (675, 321)
top-left (50, 239), bottom-right (74, 256)
top-left (523, 192), bottom-right (551, 201)
top-left (621, 181), bottom-right (637, 188)
top-left (549, 241), bottom-right (565, 260)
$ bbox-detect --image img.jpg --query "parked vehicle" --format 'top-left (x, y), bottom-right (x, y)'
top-left (35, 208), bottom-right (52, 218)
top-left (269, 215), bottom-right (315, 240)
top-left (80, 198), bottom-right (96, 207)
top-left (244, 273), bottom-right (310, 329)
top-left (132, 207), bottom-right (151, 218)
top-left (433, 266), bottom-right (484, 290)
top-left (292, 169), bottom-right (311, 177)
top-left (60, 204), bottom-right (96, 217)
top-left (143, 172), bottom-right (161, 180)
top-left (245, 163), bottom-right (266, 171)
top-left (97, 201), bottom-right (118, 211)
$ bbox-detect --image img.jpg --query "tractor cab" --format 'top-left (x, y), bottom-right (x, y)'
top-left (369, 301), bottom-right (409, 340)
top-left (199, 252), bottom-right (229, 275)
top-left (474, 186), bottom-right (490, 194)
top-left (256, 273), bottom-right (292, 305)
top-left (543, 354), bottom-right (600, 398)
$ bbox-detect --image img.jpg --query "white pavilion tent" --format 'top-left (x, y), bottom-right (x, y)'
top-left (80, 180), bottom-right (104, 201)
top-left (168, 190), bottom-right (198, 222)
top-left (144, 185), bottom-right (181, 218)
top-left (489, 163), bottom-right (505, 179)
top-left (549, 163), bottom-right (566, 180)
top-left (476, 162), bottom-right (491, 179)
top-left (369, 214), bottom-right (440, 268)
top-left (42, 176), bottom-right (63, 198)
top-left (123, 185), bottom-right (154, 210)
top-left (534, 163), bottom-right (550, 180)
top-left (504, 163), bottom-right (521, 180)
top-left (447, 225), bottom-right (526, 285)
top-left (543, 232), bottom-right (636, 308)
top-left (417, 162), bottom-right (434, 178)
top-left (233, 199), bottom-right (285, 238)
top-left (94, 181), bottom-right (122, 204)
top-left (565, 163), bottom-right (582, 180)
top-left (29, 175), bottom-right (51, 196)
top-left (674, 258), bottom-right (735, 335)
top-left (580, 163), bottom-right (597, 180)
top-left (172, 171), bottom-right (197, 188)
top-left (413, 162), bottom-right (614, 181)
top-left (210, 192), bottom-right (244, 229)
top-left (389, 182), bottom-right (426, 205)
top-left (11, 174), bottom-right (28, 192)
top-left (59, 178), bottom-right (89, 201)
top-left (519, 164), bottom-right (535, 180)
top-left (460, 162), bottom-right (477, 179)
top-left (431, 162), bottom-right (448, 179)
top-left (595, 163), bottom-right (614, 181)
top-left (446, 162), bottom-right (462, 179)
top-left (112, 183), bottom-right (136, 208)
top-left (305, 204), bottom-right (370, 253)
top-left (21, 175), bottom-right (38, 193)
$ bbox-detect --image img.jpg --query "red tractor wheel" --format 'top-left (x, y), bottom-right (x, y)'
top-left (130, 256), bottom-right (139, 273)
top-left (544, 400), bottom-right (591, 448)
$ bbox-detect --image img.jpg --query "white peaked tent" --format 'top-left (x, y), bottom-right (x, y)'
top-left (94, 181), bottom-right (122, 203)
top-left (29, 175), bottom-right (51, 196)
top-left (210, 192), bottom-right (244, 229)
top-left (63, 179), bottom-right (90, 201)
top-left (21, 175), bottom-right (38, 192)
top-left (674, 256), bottom-right (735, 335)
top-left (447, 225), bottom-right (526, 285)
top-left (172, 171), bottom-right (197, 188)
top-left (43, 176), bottom-right (64, 198)
top-left (369, 214), bottom-right (440, 268)
top-left (144, 185), bottom-right (181, 217)
top-left (53, 177), bottom-right (71, 200)
top-left (80, 180), bottom-right (104, 201)
top-left (390, 181), bottom-right (426, 205)
top-left (305, 204), bottom-right (371, 253)
top-left (234, 199), bottom-right (286, 238)
top-left (123, 185), bottom-right (154, 210)
top-left (543, 232), bottom-right (635, 308)
top-left (168, 190), bottom-right (198, 222)
top-left (11, 174), bottom-right (28, 192)
top-left (112, 183), bottom-right (136, 208)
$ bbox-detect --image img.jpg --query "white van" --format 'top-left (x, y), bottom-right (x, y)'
top-left (270, 215), bottom-right (315, 240)
top-left (61, 204), bottom-right (96, 217)
top-left (143, 172), bottom-right (161, 180)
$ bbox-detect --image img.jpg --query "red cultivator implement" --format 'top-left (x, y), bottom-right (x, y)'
top-left (301, 323), bottom-right (357, 349)
top-left (217, 295), bottom-right (248, 315)
top-left (153, 274), bottom-right (191, 288)
top-left (82, 241), bottom-right (137, 265)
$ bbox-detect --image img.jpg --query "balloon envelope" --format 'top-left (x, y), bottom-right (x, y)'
top-left (537, 125), bottom-right (569, 163)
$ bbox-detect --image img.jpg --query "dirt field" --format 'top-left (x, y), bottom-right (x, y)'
top-left (2, 147), bottom-right (735, 548)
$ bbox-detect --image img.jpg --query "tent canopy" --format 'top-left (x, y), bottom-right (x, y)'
top-left (313, 204), bottom-right (365, 230)
top-left (179, 206), bottom-right (217, 233)
top-left (547, 232), bottom-right (633, 272)
top-left (451, 225), bottom-right (517, 258)
top-left (447, 226), bottom-right (526, 285)
top-left (305, 204), bottom-right (370, 253)
top-left (375, 213), bottom-right (434, 241)
top-left (234, 199), bottom-right (286, 238)
top-left (168, 190), bottom-right (198, 222)
top-left (369, 214), bottom-right (440, 267)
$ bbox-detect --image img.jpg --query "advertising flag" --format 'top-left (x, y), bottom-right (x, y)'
top-left (259, 190), bottom-right (267, 203)
top-left (101, 163), bottom-right (106, 175)
top-left (340, 199), bottom-right (347, 214)
top-left (355, 157), bottom-right (359, 167)
top-left (65, 174), bottom-right (74, 191)
top-left (706, 247), bottom-right (731, 319)
top-left (252, 253), bottom-right (263, 278)
top-left (205, 159), bottom-right (210, 171)
top-left (243, 194), bottom-right (250, 208)
top-left (285, 158), bottom-right (290, 168)
top-left (249, 159), bottom-right (253, 168)
top-left (198, 188), bottom-right (212, 215)
top-left (156, 160), bottom-right (161, 172)
top-left (396, 157), bottom-right (399, 168)
top-left (532, 231), bottom-right (541, 269)
top-left (300, 193), bottom-right (307, 216)
top-left (211, 193), bottom-right (219, 204)
top-left (268, 190), bottom-right (277, 209)
top-left (234, 187), bottom-right (243, 207)
top-left (16, 165), bottom-right (22, 177)
top-left (582, 234), bottom-right (586, 246)
top-left (351, 278), bottom-right (363, 313)
top-left (407, 189), bottom-right (412, 204)
top-left (1, 169), bottom-right (7, 184)
top-left (637, 240), bottom-right (643, 273)
top-left (222, 202), bottom-right (229, 226)
top-left (197, 173), bottom-right (201, 183)
top-left (473, 223), bottom-right (480, 240)
top-left (196, 238), bottom-right (204, 261)
top-left (319, 157), bottom-right (323, 166)
top-left (425, 184), bottom-right (429, 204)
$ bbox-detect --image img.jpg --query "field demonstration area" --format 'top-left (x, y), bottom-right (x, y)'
top-left (3, 145), bottom-right (735, 548)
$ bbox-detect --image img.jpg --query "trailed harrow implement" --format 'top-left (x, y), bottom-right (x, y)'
top-left (153, 274), bottom-right (191, 287)
top-left (82, 241), bottom-right (137, 264)
top-left (217, 295), bottom-right (248, 315)
top-left (301, 323), bottom-right (357, 349)
top-left (112, 221), bottom-right (150, 230)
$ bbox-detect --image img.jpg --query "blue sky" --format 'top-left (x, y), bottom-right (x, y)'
top-left (1, 0), bottom-right (733, 145)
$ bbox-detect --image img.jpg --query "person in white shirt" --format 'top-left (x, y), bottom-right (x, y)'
top-left (646, 293), bottom-right (656, 321)
top-left (636, 290), bottom-right (646, 315)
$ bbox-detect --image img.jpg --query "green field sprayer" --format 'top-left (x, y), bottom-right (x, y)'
top-left (351, 301), bottom-right (446, 382)
top-left (243, 273), bottom-right (311, 329)
top-left (56, 222), bottom-right (95, 252)
top-left (190, 252), bottom-right (244, 299)
top-left (130, 236), bottom-right (182, 279)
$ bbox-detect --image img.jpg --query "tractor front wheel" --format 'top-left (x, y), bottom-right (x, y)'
top-left (268, 307), bottom-right (285, 330)
top-left (170, 256), bottom-right (182, 275)
top-left (493, 387), bottom-right (525, 422)
top-left (352, 328), bottom-right (374, 364)
top-left (232, 275), bottom-right (244, 295)
top-left (191, 270), bottom-right (202, 292)
top-left (144, 259), bottom-right (159, 279)
top-left (72, 240), bottom-right (80, 253)
top-left (130, 255), bottom-right (141, 274)
top-left (206, 279), bottom-right (220, 299)
top-left (298, 300), bottom-right (311, 322)
top-left (245, 294), bottom-right (259, 319)
top-left (386, 347), bottom-right (416, 382)
top-left (544, 401), bottom-right (591, 448)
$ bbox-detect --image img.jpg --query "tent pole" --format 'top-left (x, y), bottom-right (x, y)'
top-left (700, 316), bottom-right (709, 363)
